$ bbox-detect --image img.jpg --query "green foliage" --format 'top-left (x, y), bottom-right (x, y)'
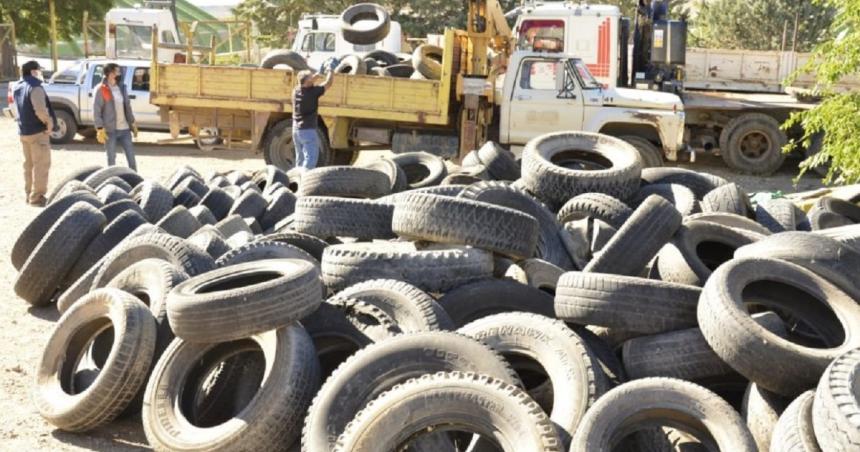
top-left (691, 0), bottom-right (835, 51)
top-left (784, 0), bottom-right (860, 184)
top-left (0, 0), bottom-right (113, 46)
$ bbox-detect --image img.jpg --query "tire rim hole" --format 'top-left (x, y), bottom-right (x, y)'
top-left (608, 415), bottom-right (717, 451)
top-left (504, 352), bottom-right (553, 413)
top-left (61, 320), bottom-right (114, 395)
top-left (181, 340), bottom-right (265, 428)
top-left (312, 336), bottom-right (362, 379)
top-left (551, 150), bottom-right (613, 171)
top-left (197, 271), bottom-right (282, 293)
top-left (695, 240), bottom-right (738, 271)
top-left (743, 281), bottom-right (845, 348)
top-left (537, 285), bottom-right (556, 297)
top-left (403, 164), bottom-right (431, 185)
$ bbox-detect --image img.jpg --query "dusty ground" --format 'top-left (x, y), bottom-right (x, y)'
top-left (0, 109), bottom-right (824, 450)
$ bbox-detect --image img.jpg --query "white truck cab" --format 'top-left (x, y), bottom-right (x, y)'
top-left (291, 14), bottom-right (402, 70)
top-left (105, 6), bottom-right (183, 62)
top-left (499, 51), bottom-right (685, 160)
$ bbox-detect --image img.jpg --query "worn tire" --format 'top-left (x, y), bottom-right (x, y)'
top-left (46, 165), bottom-right (102, 203)
top-left (167, 259), bottom-right (321, 343)
top-left (360, 158), bottom-right (408, 193)
top-left (334, 279), bottom-right (452, 332)
top-left (756, 198), bottom-right (805, 233)
top-left (199, 186), bottom-right (234, 221)
top-left (100, 199), bottom-right (145, 223)
top-left (686, 211), bottom-right (772, 236)
top-left (14, 203), bottom-right (105, 306)
top-left (321, 242), bottom-right (493, 293)
top-left (771, 391), bottom-right (822, 452)
top-left (227, 190), bottom-right (268, 220)
top-left (388, 152), bottom-right (447, 188)
top-left (620, 135), bottom-right (664, 168)
top-left (557, 193), bottom-right (632, 228)
top-left (35, 289), bottom-right (156, 431)
top-left (215, 239), bottom-right (316, 267)
top-left (584, 195), bottom-right (682, 276)
top-left (298, 166), bottom-right (390, 199)
top-left (742, 383), bottom-right (790, 452)
top-left (392, 192), bottom-right (539, 259)
top-left (156, 205), bottom-right (202, 239)
top-left (187, 225), bottom-right (231, 259)
top-left (260, 49), bottom-right (309, 71)
top-left (83, 166), bottom-right (143, 190)
top-left (633, 183), bottom-right (699, 217)
top-left (261, 188), bottom-right (297, 232)
top-left (132, 181), bottom-right (174, 222)
top-left (437, 279), bottom-right (554, 327)
top-left (476, 141), bottom-right (520, 181)
top-left (698, 257), bottom-right (860, 396)
top-left (340, 3), bottom-right (390, 45)
top-left (701, 182), bottom-right (752, 217)
top-left (98, 185), bottom-right (130, 205)
top-left (333, 371), bottom-right (561, 452)
top-left (522, 132), bottom-right (642, 208)
top-left (556, 272), bottom-right (699, 334)
top-left (641, 167), bottom-right (728, 200)
top-left (142, 325), bottom-right (319, 451)
top-left (812, 347), bottom-right (860, 452)
top-left (66, 210), bottom-right (148, 285)
top-left (570, 378), bottom-right (756, 452)
top-left (411, 44), bottom-right (443, 80)
top-left (294, 196), bottom-right (395, 240)
top-left (261, 231), bottom-right (330, 261)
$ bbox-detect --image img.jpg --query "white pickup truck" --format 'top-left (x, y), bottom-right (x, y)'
top-left (4, 58), bottom-right (165, 144)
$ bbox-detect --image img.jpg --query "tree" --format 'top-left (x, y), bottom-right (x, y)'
top-left (0, 0), bottom-right (113, 46)
top-left (691, 0), bottom-right (835, 51)
top-left (784, 0), bottom-right (860, 184)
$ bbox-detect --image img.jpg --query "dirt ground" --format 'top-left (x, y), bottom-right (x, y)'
top-left (0, 110), bottom-right (825, 450)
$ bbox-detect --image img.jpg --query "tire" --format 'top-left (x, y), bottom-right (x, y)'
top-left (165, 165), bottom-right (203, 191)
top-left (557, 193), bottom-right (632, 228)
top-left (156, 206), bottom-right (202, 239)
top-left (633, 183), bottom-right (698, 217)
top-left (333, 372), bottom-right (561, 452)
top-left (656, 221), bottom-right (762, 287)
top-left (519, 258), bottom-right (564, 295)
top-left (334, 279), bottom-right (452, 332)
top-left (641, 167), bottom-right (728, 200)
top-left (720, 112), bottom-right (787, 176)
top-left (521, 132), bottom-right (642, 208)
top-left (460, 313), bottom-right (609, 445)
top-left (621, 312), bottom-right (786, 382)
top-left (771, 391), bottom-right (822, 452)
top-left (390, 152), bottom-right (448, 188)
top-left (570, 378), bottom-right (756, 452)
top-left (808, 206), bottom-right (854, 230)
top-left (813, 224), bottom-right (860, 253)
top-left (812, 347), bottom-right (860, 451)
top-left (35, 289), bottom-right (156, 431)
top-left (620, 135), bottom-right (664, 168)
top-left (50, 180), bottom-right (97, 205)
top-left (412, 44), bottom-right (444, 80)
top-left (701, 183), bottom-right (753, 217)
top-left (812, 197), bottom-right (860, 223)
top-left (365, 49), bottom-right (399, 67)
top-left (734, 232), bottom-right (860, 300)
top-left (321, 242), bottom-right (493, 293)
top-left (187, 225), bottom-right (231, 259)
top-left (83, 166), bottom-right (143, 190)
top-left (303, 332), bottom-right (518, 452)
top-left (298, 166), bottom-right (391, 199)
top-left (556, 272), bottom-right (700, 334)
top-left (142, 325), bottom-right (319, 451)
top-left (360, 158), bottom-right (408, 193)
top-left (476, 141), bottom-right (520, 180)
top-left (698, 257), bottom-right (860, 396)
top-left (742, 383), bottom-right (790, 452)
top-left (459, 181), bottom-right (574, 269)
top-left (227, 189), bottom-right (268, 220)
top-left (95, 176), bottom-right (133, 193)
top-left (50, 109), bottom-right (78, 144)
top-left (260, 231), bottom-right (331, 261)
top-left (340, 3), bottom-right (390, 45)
top-left (14, 203), bottom-right (105, 306)
top-left (167, 259), bottom-right (321, 343)
top-left (199, 186), bottom-right (234, 221)
top-left (66, 210), bottom-right (148, 285)
top-left (437, 279), bottom-right (555, 327)
top-left (385, 63), bottom-right (414, 78)
top-left (262, 120), bottom-right (332, 171)
top-left (254, 165), bottom-right (290, 192)
top-left (188, 204), bottom-right (218, 226)
top-left (392, 193), bottom-right (539, 259)
top-left (294, 196), bottom-right (395, 240)
top-left (100, 199), bottom-right (145, 223)
top-left (756, 198), bottom-right (805, 233)
top-left (260, 189), bottom-right (296, 231)
top-left (172, 187), bottom-right (201, 209)
top-left (132, 181), bottom-right (174, 222)
top-left (584, 195), bottom-right (682, 276)
top-left (215, 239), bottom-right (317, 267)
top-left (46, 165), bottom-right (102, 203)
top-left (11, 191), bottom-right (102, 270)
top-left (259, 49), bottom-right (309, 71)
top-left (334, 54), bottom-right (367, 75)
top-left (685, 211), bottom-right (772, 236)
top-left (97, 185), bottom-right (130, 205)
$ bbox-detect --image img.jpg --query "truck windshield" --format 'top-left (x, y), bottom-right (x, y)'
top-left (115, 25), bottom-right (152, 59)
top-left (51, 61), bottom-right (83, 84)
top-left (573, 60), bottom-right (602, 89)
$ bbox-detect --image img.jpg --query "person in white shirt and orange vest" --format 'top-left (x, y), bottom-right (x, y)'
top-left (93, 63), bottom-right (138, 171)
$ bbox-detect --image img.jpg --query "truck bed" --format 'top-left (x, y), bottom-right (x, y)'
top-left (682, 91), bottom-right (818, 111)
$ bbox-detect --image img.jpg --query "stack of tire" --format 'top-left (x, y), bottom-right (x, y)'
top-left (12, 131), bottom-right (860, 451)
top-left (260, 3), bottom-right (444, 81)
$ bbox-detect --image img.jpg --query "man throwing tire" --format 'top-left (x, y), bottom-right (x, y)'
top-left (292, 68), bottom-right (334, 170)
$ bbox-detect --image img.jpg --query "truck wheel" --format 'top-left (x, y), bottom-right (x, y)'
top-left (719, 113), bottom-right (787, 176)
top-left (620, 135), bottom-right (663, 168)
top-left (51, 109), bottom-right (78, 144)
top-left (262, 120), bottom-right (331, 171)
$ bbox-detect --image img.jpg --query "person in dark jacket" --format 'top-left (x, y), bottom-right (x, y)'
top-left (292, 68), bottom-right (333, 170)
top-left (13, 60), bottom-right (57, 207)
top-left (94, 63), bottom-right (138, 170)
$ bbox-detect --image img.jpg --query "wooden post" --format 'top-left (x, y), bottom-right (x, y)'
top-left (48, 0), bottom-right (58, 72)
top-left (151, 26), bottom-right (158, 93)
top-left (209, 35), bottom-right (216, 65)
top-left (245, 22), bottom-right (251, 64)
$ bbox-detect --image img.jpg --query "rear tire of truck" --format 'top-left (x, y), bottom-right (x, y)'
top-left (620, 135), bottom-right (663, 168)
top-left (51, 109), bottom-right (77, 145)
top-left (719, 113), bottom-right (787, 176)
top-left (262, 120), bottom-right (331, 171)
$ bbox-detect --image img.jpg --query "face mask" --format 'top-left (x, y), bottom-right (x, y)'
top-left (115, 74), bottom-right (122, 82)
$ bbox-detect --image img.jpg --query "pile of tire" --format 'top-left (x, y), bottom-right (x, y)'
top-left (260, 3), bottom-right (444, 81)
top-left (12, 131), bottom-right (860, 452)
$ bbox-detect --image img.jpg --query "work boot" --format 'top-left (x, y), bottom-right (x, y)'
top-left (29, 196), bottom-right (46, 207)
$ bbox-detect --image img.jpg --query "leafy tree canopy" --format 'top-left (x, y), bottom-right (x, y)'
top-left (0, 0), bottom-right (113, 46)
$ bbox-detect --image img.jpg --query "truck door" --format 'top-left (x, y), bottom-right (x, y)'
top-left (504, 57), bottom-right (584, 144)
top-left (128, 66), bottom-right (162, 128)
top-left (80, 63), bottom-right (105, 124)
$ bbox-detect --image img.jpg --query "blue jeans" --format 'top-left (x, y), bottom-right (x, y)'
top-left (293, 127), bottom-right (319, 169)
top-left (106, 129), bottom-right (137, 171)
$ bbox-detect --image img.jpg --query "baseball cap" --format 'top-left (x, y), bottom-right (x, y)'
top-left (21, 60), bottom-right (44, 75)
